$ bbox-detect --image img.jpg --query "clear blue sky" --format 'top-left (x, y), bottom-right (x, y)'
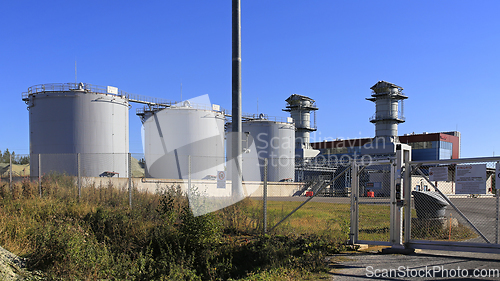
top-left (1, 0), bottom-right (498, 158)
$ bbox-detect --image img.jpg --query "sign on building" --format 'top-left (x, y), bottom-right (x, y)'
top-left (217, 171), bottom-right (226, 189)
top-left (455, 164), bottom-right (486, 194)
top-left (429, 166), bottom-right (449, 181)
top-left (107, 86), bottom-right (119, 95)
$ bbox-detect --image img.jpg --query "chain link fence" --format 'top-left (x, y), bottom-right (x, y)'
top-left (408, 160), bottom-right (499, 245)
top-left (355, 161), bottom-right (392, 243)
top-left (0, 153), bottom-right (355, 241)
top-left (4, 151), bottom-right (500, 252)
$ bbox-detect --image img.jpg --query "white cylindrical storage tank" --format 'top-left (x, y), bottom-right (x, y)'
top-left (24, 83), bottom-right (129, 177)
top-left (227, 118), bottom-right (295, 182)
top-left (142, 104), bottom-right (225, 180)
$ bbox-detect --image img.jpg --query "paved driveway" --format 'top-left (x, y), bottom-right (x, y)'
top-left (329, 249), bottom-right (500, 280)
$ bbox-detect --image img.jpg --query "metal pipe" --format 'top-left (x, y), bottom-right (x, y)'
top-left (410, 156), bottom-right (500, 166)
top-left (231, 0), bottom-right (243, 199)
top-left (496, 190), bottom-right (499, 244)
top-left (9, 154), bottom-right (12, 191)
top-left (188, 155), bottom-right (192, 196)
top-left (263, 158), bottom-right (268, 234)
top-left (349, 162), bottom-right (359, 245)
top-left (496, 161), bottom-right (499, 244)
top-left (38, 154), bottom-right (42, 197)
top-left (77, 153), bottom-right (81, 200)
top-left (128, 153), bottom-right (132, 209)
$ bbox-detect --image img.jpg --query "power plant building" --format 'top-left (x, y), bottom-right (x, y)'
top-left (312, 131), bottom-right (460, 161)
top-left (310, 82), bottom-right (460, 161)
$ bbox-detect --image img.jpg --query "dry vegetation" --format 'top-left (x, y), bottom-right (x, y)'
top-left (0, 174), bottom-right (352, 280)
top-left (0, 174), bottom-right (476, 280)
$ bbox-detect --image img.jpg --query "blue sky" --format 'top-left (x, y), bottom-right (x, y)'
top-left (1, 0), bottom-right (498, 158)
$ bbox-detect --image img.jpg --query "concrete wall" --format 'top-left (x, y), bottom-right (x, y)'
top-left (79, 177), bottom-right (304, 197)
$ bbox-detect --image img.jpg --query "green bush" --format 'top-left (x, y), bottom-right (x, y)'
top-left (27, 220), bottom-right (113, 280)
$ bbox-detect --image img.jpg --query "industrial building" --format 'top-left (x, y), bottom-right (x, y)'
top-left (310, 81), bottom-right (460, 162)
top-left (312, 131), bottom-right (460, 161)
top-left (283, 81), bottom-right (413, 196)
top-left (288, 81), bottom-right (414, 161)
top-left (21, 80), bottom-right (458, 194)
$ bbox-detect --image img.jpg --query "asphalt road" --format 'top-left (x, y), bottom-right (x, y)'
top-left (329, 249), bottom-right (500, 280)
top-left (446, 197), bottom-right (499, 243)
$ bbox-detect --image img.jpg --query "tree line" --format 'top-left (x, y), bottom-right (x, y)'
top-left (0, 149), bottom-right (29, 165)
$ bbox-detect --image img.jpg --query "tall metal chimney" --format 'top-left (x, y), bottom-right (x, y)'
top-left (366, 81), bottom-right (407, 143)
top-left (283, 94), bottom-right (318, 150)
top-left (231, 0), bottom-right (243, 199)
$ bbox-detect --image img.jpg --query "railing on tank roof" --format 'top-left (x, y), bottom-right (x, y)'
top-left (25, 83), bottom-right (129, 97)
top-left (22, 83), bottom-right (179, 107)
top-left (136, 101), bottom-right (228, 116)
top-left (126, 93), bottom-right (175, 106)
top-left (223, 111), bottom-right (293, 123)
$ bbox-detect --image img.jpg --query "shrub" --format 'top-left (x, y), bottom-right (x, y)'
top-left (27, 220), bottom-right (113, 280)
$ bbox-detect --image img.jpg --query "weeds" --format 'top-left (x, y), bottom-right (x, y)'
top-left (0, 174), bottom-right (348, 280)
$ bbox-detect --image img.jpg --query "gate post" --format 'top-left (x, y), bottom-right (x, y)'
top-left (385, 144), bottom-right (413, 253)
top-left (389, 159), bottom-right (403, 248)
top-left (403, 149), bottom-right (412, 245)
top-left (349, 161), bottom-right (359, 245)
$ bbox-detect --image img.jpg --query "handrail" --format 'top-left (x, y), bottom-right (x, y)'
top-left (369, 113), bottom-right (405, 122)
top-left (26, 83), bottom-right (128, 97)
top-left (23, 83), bottom-right (173, 106)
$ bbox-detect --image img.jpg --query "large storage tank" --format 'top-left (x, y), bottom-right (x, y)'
top-left (23, 83), bottom-right (129, 177)
top-left (227, 116), bottom-right (295, 182)
top-left (141, 102), bottom-right (225, 180)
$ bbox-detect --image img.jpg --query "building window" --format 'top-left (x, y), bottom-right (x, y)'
top-left (440, 141), bottom-right (453, 150)
top-left (327, 147), bottom-right (348, 154)
top-left (408, 141), bottom-right (433, 150)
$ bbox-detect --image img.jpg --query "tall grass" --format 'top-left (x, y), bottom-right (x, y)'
top-left (0, 175), bottom-right (350, 280)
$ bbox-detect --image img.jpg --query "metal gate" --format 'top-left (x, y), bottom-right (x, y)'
top-left (350, 159), bottom-right (398, 246)
top-left (404, 157), bottom-right (500, 253)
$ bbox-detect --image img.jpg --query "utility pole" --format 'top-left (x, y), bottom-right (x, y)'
top-left (231, 0), bottom-right (244, 200)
